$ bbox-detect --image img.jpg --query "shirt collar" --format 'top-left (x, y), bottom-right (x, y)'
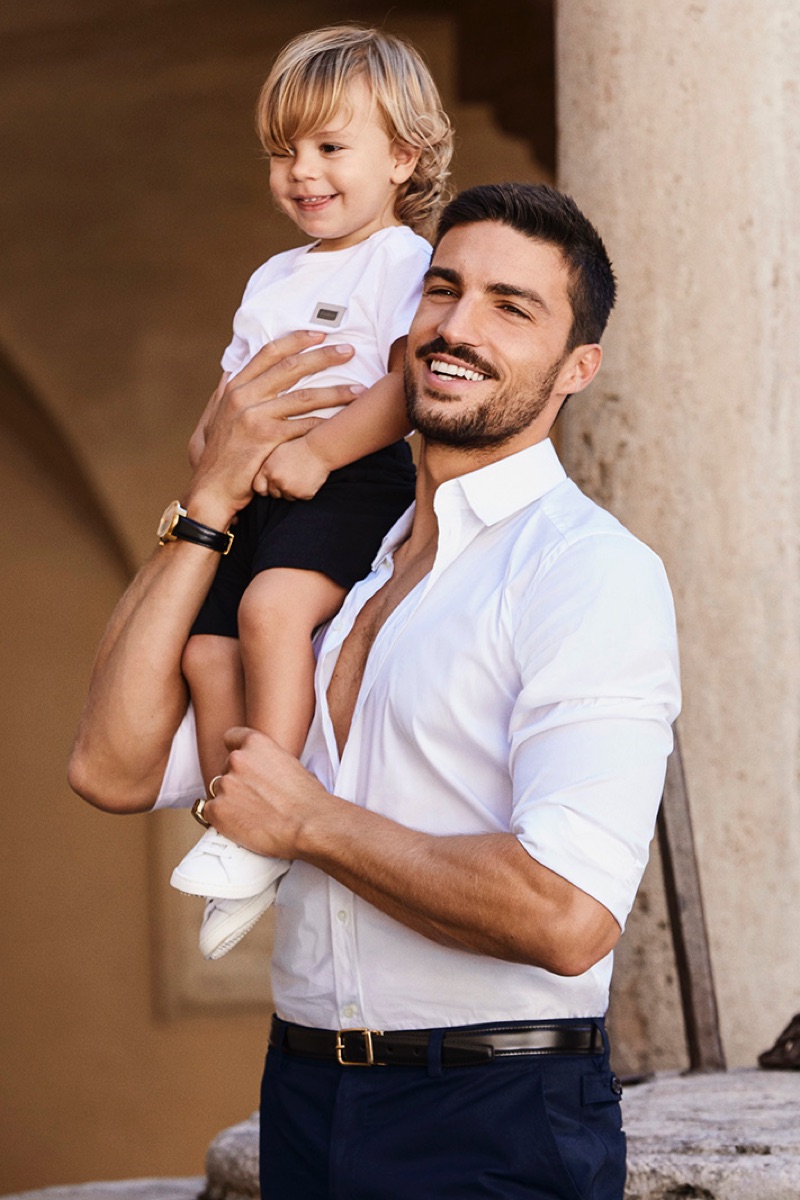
top-left (372, 439), bottom-right (567, 569)
top-left (444, 437), bottom-right (566, 527)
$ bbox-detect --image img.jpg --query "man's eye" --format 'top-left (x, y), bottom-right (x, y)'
top-left (500, 303), bottom-right (529, 319)
top-left (425, 285), bottom-right (456, 298)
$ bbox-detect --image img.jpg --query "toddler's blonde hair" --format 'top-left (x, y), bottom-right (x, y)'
top-left (257, 25), bottom-right (453, 239)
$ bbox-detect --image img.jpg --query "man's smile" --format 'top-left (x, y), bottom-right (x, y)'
top-left (415, 337), bottom-right (498, 388)
top-left (429, 359), bottom-right (488, 383)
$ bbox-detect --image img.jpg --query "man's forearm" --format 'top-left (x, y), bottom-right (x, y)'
top-left (68, 539), bottom-right (223, 812)
top-left (208, 730), bottom-right (621, 975)
top-left (300, 803), bottom-right (619, 975)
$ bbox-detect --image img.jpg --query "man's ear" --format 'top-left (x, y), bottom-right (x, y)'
top-left (558, 344), bottom-right (603, 397)
top-left (391, 142), bottom-right (420, 185)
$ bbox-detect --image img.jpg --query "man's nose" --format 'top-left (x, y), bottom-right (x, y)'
top-left (436, 296), bottom-right (480, 346)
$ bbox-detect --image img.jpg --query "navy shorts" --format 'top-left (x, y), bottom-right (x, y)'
top-left (260, 1016), bottom-right (626, 1199)
top-left (191, 440), bottom-right (415, 639)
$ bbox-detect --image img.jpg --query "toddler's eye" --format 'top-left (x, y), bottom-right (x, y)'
top-left (320, 143), bottom-right (343, 154)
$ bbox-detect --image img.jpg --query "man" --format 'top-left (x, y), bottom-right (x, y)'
top-left (70, 183), bottom-right (680, 1199)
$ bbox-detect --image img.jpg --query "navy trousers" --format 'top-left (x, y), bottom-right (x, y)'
top-left (260, 1019), bottom-right (626, 1199)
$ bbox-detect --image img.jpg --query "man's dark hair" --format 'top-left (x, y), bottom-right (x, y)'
top-left (434, 182), bottom-right (616, 350)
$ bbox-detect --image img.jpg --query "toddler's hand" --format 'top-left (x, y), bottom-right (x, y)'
top-left (254, 437), bottom-right (331, 500)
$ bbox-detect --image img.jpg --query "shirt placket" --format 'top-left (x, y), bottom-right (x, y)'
top-left (323, 484), bottom-right (485, 1029)
top-left (313, 554), bottom-right (402, 1028)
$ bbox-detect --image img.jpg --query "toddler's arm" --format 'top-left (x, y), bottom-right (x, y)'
top-left (255, 338), bottom-right (411, 500)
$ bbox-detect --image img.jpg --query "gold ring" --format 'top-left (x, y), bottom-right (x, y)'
top-left (191, 796), bottom-right (211, 829)
top-left (209, 774), bottom-right (224, 798)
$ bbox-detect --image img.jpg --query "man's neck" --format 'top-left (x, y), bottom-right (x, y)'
top-left (398, 427), bottom-right (546, 566)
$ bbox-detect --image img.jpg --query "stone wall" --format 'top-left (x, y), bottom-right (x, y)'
top-left (557, 0), bottom-right (800, 1072)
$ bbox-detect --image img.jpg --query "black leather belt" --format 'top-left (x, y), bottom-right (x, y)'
top-left (270, 1015), bottom-right (602, 1067)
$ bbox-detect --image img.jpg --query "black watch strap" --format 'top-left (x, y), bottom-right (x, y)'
top-left (173, 514), bottom-right (233, 554)
top-left (158, 501), bottom-right (233, 554)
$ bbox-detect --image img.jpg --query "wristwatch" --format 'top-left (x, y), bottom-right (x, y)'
top-left (157, 501), bottom-right (233, 554)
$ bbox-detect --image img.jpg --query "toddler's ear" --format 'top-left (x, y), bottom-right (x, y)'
top-left (391, 143), bottom-right (419, 185)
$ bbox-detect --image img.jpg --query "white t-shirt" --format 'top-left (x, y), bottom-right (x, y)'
top-left (221, 225), bottom-right (431, 417)
top-left (157, 439), bottom-right (681, 1030)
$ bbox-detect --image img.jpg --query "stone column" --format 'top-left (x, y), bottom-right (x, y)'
top-left (556, 0), bottom-right (800, 1069)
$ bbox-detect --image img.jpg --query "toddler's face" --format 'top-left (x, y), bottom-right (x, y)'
top-left (268, 77), bottom-right (417, 251)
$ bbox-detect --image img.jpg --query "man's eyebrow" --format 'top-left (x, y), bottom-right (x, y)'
top-left (423, 266), bottom-right (462, 286)
top-left (488, 283), bottom-right (550, 314)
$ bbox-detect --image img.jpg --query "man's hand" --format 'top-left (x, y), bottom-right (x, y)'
top-left (203, 727), bottom-right (327, 859)
top-left (254, 436), bottom-right (333, 501)
top-left (184, 332), bottom-right (358, 528)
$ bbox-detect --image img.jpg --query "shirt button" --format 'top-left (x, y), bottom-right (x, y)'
top-left (342, 1003), bottom-right (358, 1020)
top-left (337, 909), bottom-right (348, 924)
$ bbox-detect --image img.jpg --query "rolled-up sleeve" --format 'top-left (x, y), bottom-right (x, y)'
top-left (152, 703), bottom-right (204, 810)
top-left (508, 532), bottom-right (681, 928)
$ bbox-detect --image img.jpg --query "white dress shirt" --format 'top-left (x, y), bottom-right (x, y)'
top-left (158, 438), bottom-right (680, 1031)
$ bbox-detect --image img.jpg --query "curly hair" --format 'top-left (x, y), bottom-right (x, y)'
top-left (256, 25), bottom-right (453, 240)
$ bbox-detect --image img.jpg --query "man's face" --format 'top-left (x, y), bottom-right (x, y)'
top-left (404, 221), bottom-right (580, 451)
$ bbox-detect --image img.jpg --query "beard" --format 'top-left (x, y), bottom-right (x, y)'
top-left (404, 338), bottom-right (567, 451)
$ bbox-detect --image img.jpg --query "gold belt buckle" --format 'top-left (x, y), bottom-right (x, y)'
top-left (336, 1028), bottom-right (384, 1066)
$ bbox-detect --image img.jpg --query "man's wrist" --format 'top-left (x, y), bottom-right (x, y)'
top-left (179, 484), bottom-right (240, 533)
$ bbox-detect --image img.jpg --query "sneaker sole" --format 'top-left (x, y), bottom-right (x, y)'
top-left (199, 891), bottom-right (276, 961)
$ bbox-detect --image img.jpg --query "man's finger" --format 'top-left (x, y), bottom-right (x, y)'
top-left (223, 726), bottom-right (251, 752)
top-left (234, 340), bottom-right (355, 401)
top-left (231, 330), bottom-right (327, 384)
top-left (279, 415), bottom-right (325, 438)
top-left (269, 384), bottom-right (362, 420)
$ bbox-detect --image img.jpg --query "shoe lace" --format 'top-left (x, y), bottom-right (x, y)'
top-left (203, 832), bottom-right (234, 858)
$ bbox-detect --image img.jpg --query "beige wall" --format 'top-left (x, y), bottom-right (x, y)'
top-left (0, 2), bottom-right (547, 1191)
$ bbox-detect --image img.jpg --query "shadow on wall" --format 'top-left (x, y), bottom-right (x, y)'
top-left (0, 348), bottom-right (135, 580)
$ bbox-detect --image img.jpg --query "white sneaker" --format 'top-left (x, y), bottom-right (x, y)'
top-left (199, 890), bottom-right (277, 960)
top-left (170, 829), bottom-right (289, 899)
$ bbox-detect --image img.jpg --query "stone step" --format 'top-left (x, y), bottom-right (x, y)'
top-left (4, 1070), bottom-right (799, 1200)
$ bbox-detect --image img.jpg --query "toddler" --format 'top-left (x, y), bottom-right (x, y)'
top-left (169, 25), bottom-right (453, 959)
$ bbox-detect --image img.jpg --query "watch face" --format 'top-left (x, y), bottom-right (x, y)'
top-left (157, 500), bottom-right (183, 540)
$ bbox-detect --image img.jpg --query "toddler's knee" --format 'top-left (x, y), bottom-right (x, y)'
top-left (237, 575), bottom-right (286, 642)
top-left (182, 634), bottom-right (238, 684)
top-left (238, 570), bottom-right (334, 644)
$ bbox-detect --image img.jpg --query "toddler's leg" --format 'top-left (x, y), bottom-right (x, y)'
top-left (238, 567), bottom-right (347, 757)
top-left (173, 632), bottom-right (286, 954)
top-left (181, 634), bottom-right (244, 787)
top-left (171, 569), bottom-right (346, 962)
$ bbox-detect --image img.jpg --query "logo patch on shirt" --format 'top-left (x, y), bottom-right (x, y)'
top-left (311, 301), bottom-right (347, 328)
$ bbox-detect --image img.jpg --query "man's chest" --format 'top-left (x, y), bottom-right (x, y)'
top-left (315, 543), bottom-right (527, 837)
top-left (327, 550), bottom-right (436, 756)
